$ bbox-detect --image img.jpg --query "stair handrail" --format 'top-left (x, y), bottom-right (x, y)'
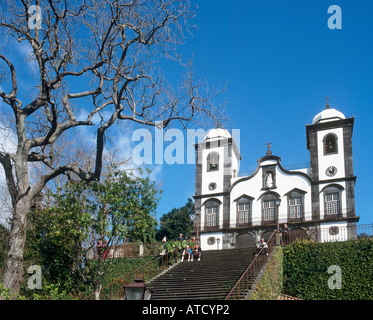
top-left (225, 230), bottom-right (277, 300)
top-left (82, 247), bottom-right (181, 300)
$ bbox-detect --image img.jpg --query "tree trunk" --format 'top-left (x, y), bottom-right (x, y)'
top-left (3, 197), bottom-right (31, 296)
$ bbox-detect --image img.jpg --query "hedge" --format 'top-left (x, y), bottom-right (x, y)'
top-left (249, 246), bottom-right (283, 300)
top-left (282, 238), bottom-right (373, 300)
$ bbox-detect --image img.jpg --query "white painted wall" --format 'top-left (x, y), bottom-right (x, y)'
top-left (317, 128), bottom-right (345, 180)
top-left (200, 232), bottom-right (223, 251)
top-left (319, 221), bottom-right (348, 242)
top-left (200, 141), bottom-right (241, 195)
top-left (230, 165), bottom-right (312, 228)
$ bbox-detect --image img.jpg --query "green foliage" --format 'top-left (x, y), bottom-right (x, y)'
top-left (163, 239), bottom-right (196, 252)
top-left (249, 247), bottom-right (283, 300)
top-left (0, 283), bottom-right (27, 300)
top-left (283, 239), bottom-right (373, 300)
top-left (156, 198), bottom-right (194, 241)
top-left (25, 168), bottom-right (161, 297)
top-left (102, 256), bottom-right (155, 285)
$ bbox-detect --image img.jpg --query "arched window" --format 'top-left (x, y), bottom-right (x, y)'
top-left (235, 195), bottom-right (254, 226)
top-left (260, 192), bottom-right (280, 224)
top-left (285, 188), bottom-right (307, 221)
top-left (323, 133), bottom-right (338, 155)
top-left (207, 152), bottom-right (219, 171)
top-left (204, 200), bottom-right (219, 229)
top-left (322, 185), bottom-right (343, 218)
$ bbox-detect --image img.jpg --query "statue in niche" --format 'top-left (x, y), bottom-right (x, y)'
top-left (265, 172), bottom-right (274, 188)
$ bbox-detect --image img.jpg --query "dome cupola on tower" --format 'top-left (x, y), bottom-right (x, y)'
top-left (203, 128), bottom-right (231, 141)
top-left (312, 98), bottom-right (345, 124)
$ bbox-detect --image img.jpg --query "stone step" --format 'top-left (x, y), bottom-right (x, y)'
top-left (148, 247), bottom-right (258, 300)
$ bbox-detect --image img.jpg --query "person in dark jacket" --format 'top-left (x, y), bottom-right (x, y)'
top-left (192, 244), bottom-right (202, 261)
top-left (282, 224), bottom-right (291, 245)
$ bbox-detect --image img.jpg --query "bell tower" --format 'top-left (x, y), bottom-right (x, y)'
top-left (306, 101), bottom-right (356, 220)
top-left (194, 128), bottom-right (241, 240)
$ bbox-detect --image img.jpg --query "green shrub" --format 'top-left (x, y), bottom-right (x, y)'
top-left (283, 239), bottom-right (373, 300)
top-left (249, 246), bottom-right (283, 300)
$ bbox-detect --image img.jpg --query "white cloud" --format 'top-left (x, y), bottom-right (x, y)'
top-left (0, 123), bottom-right (17, 227)
top-left (10, 37), bottom-right (38, 74)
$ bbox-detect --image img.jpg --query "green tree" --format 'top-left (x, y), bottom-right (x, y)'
top-left (156, 198), bottom-right (194, 241)
top-left (0, 0), bottom-right (225, 295)
top-left (26, 169), bottom-right (160, 298)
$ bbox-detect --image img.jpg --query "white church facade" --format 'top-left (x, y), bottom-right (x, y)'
top-left (193, 105), bottom-right (359, 250)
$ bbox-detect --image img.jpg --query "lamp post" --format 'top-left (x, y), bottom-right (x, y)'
top-left (275, 199), bottom-right (281, 232)
top-left (275, 199), bottom-right (281, 246)
top-left (195, 206), bottom-right (201, 244)
top-left (124, 279), bottom-right (152, 300)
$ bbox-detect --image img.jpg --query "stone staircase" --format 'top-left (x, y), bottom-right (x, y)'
top-left (148, 247), bottom-right (257, 300)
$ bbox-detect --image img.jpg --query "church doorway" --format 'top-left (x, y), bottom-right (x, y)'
top-left (261, 230), bottom-right (274, 242)
top-left (235, 233), bottom-right (256, 248)
top-left (288, 228), bottom-right (308, 244)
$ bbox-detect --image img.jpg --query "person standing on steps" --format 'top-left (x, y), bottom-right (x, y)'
top-left (281, 224), bottom-right (291, 245)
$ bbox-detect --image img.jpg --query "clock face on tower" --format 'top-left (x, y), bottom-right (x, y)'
top-left (325, 166), bottom-right (337, 177)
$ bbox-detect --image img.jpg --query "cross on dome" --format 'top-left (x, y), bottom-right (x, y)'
top-left (265, 141), bottom-right (272, 156)
top-left (324, 96), bottom-right (332, 109)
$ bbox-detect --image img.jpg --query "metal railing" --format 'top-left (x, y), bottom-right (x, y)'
top-left (282, 223), bottom-right (373, 245)
top-left (225, 223), bottom-right (373, 300)
top-left (91, 242), bottom-right (162, 260)
top-left (82, 247), bottom-right (181, 300)
top-left (225, 231), bottom-right (277, 300)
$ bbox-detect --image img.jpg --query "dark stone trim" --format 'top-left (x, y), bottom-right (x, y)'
top-left (257, 155), bottom-right (282, 164)
top-left (306, 118), bottom-right (355, 145)
top-left (258, 191), bottom-right (281, 201)
top-left (343, 122), bottom-right (354, 177)
top-left (194, 147), bottom-right (202, 196)
top-left (193, 191), bottom-right (229, 199)
top-left (233, 194), bottom-right (255, 202)
top-left (277, 163), bottom-right (312, 182)
top-left (197, 215), bottom-right (360, 235)
top-left (230, 154), bottom-right (313, 192)
top-left (345, 180), bottom-right (356, 218)
top-left (201, 197), bottom-right (222, 206)
top-left (311, 184), bottom-right (320, 221)
top-left (194, 198), bottom-right (202, 233)
top-left (223, 194), bottom-right (230, 229)
top-left (306, 128), bottom-right (319, 181)
top-left (284, 188), bottom-right (307, 197)
top-left (313, 176), bottom-right (357, 185)
top-left (319, 183), bottom-right (345, 193)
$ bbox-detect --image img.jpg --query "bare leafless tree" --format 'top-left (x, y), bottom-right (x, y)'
top-left (0, 0), bottom-right (226, 294)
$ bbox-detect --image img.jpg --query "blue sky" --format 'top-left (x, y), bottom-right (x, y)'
top-left (155, 0), bottom-right (373, 225)
top-left (0, 0), bottom-right (372, 227)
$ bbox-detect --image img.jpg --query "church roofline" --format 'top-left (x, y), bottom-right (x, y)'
top-left (229, 154), bottom-right (313, 192)
top-left (258, 154), bottom-right (281, 164)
